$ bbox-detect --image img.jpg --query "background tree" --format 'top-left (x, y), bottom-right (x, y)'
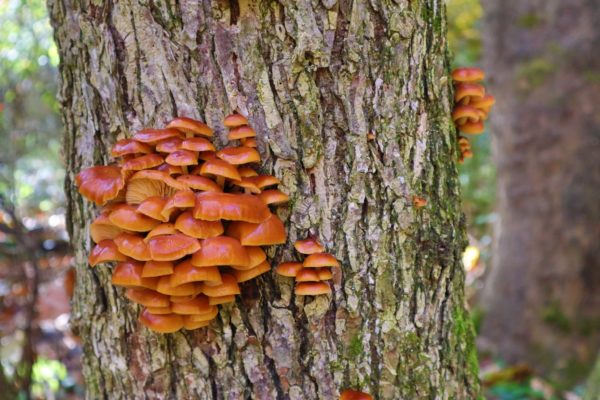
top-left (48, 1), bottom-right (480, 398)
top-left (480, 0), bottom-right (600, 387)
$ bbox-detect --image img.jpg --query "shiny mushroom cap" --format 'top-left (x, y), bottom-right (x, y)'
top-left (147, 233), bottom-right (201, 261)
top-left (258, 189), bottom-right (290, 206)
top-left (228, 125), bottom-right (256, 140)
top-left (193, 192), bottom-right (271, 223)
top-left (76, 165), bottom-right (125, 205)
top-left (111, 139), bottom-right (152, 157)
top-left (295, 281), bottom-right (332, 296)
top-left (451, 67), bottom-right (485, 83)
top-left (108, 204), bottom-right (161, 232)
top-left (142, 260), bottom-right (174, 277)
top-left (136, 197), bottom-right (169, 222)
top-left (133, 128), bottom-right (182, 143)
top-left (165, 150), bottom-right (199, 166)
top-left (90, 213), bottom-right (127, 243)
top-left (114, 233), bottom-right (152, 261)
top-left (458, 121), bottom-right (485, 135)
top-left (122, 153), bottom-right (164, 171)
top-left (454, 83), bottom-right (485, 105)
top-left (199, 158), bottom-right (241, 181)
top-left (170, 260), bottom-right (222, 287)
top-left (234, 260), bottom-right (271, 283)
top-left (201, 273), bottom-right (241, 297)
top-left (339, 389), bottom-right (374, 400)
top-left (294, 237), bottom-right (325, 255)
top-left (303, 253), bottom-right (340, 268)
top-left (191, 236), bottom-right (250, 268)
top-left (226, 214), bottom-right (286, 246)
top-left (176, 175), bottom-right (222, 192)
top-left (216, 146), bottom-right (260, 165)
top-left (166, 117), bottom-right (213, 137)
top-left (275, 262), bottom-right (303, 277)
top-left (139, 309), bottom-right (184, 333)
top-left (88, 239), bottom-right (127, 266)
top-left (125, 288), bottom-right (170, 307)
top-left (224, 113), bottom-right (248, 128)
top-left (111, 260), bottom-right (157, 289)
top-left (170, 295), bottom-right (212, 315)
top-left (155, 137), bottom-right (183, 153)
top-left (174, 211), bottom-right (224, 239)
top-left (181, 137), bottom-right (216, 152)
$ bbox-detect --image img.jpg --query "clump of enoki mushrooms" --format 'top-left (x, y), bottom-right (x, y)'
top-left (451, 67), bottom-right (496, 163)
top-left (275, 236), bottom-right (339, 296)
top-left (76, 115), bottom-right (291, 333)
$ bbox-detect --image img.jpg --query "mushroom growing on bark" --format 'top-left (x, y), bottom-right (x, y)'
top-left (76, 115), bottom-right (291, 333)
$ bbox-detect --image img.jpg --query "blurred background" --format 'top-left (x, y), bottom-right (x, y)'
top-left (0, 0), bottom-right (598, 399)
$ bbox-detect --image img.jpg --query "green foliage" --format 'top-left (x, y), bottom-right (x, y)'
top-left (447, 0), bottom-right (483, 65)
top-left (0, 0), bottom-right (63, 215)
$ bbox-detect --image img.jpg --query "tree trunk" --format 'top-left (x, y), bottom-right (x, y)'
top-left (49, 1), bottom-right (479, 398)
top-left (480, 0), bottom-right (600, 386)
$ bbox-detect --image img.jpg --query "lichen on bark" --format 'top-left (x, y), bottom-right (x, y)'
top-left (49, 0), bottom-right (480, 398)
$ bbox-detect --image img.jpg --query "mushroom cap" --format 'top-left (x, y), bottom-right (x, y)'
top-left (295, 281), bottom-right (332, 296)
top-left (122, 153), bottom-right (164, 171)
top-left (187, 306), bottom-right (219, 322)
top-left (224, 113), bottom-right (248, 128)
top-left (166, 150), bottom-right (199, 166)
top-left (246, 246), bottom-right (267, 268)
top-left (245, 175), bottom-right (280, 189)
top-left (133, 128), bottom-right (182, 143)
top-left (183, 318), bottom-right (212, 330)
top-left (451, 105), bottom-right (480, 123)
top-left (171, 295), bottom-right (212, 315)
top-left (174, 211), bottom-right (224, 239)
top-left (111, 139), bottom-right (152, 157)
top-left (294, 237), bottom-right (325, 254)
top-left (226, 214), bottom-right (286, 246)
top-left (170, 294), bottom-right (197, 303)
top-left (88, 239), bottom-right (127, 266)
top-left (199, 158), bottom-right (241, 181)
top-left (142, 260), bottom-right (174, 277)
top-left (147, 233), bottom-right (201, 261)
top-left (155, 276), bottom-right (201, 296)
top-left (471, 94), bottom-right (495, 108)
top-left (228, 125), bottom-right (256, 140)
top-left (144, 223), bottom-right (178, 242)
top-left (125, 288), bottom-right (170, 307)
top-left (114, 233), bottom-right (152, 261)
top-left (303, 253), bottom-right (340, 268)
top-left (451, 67), bottom-right (485, 83)
top-left (258, 189), bottom-right (290, 205)
top-left (90, 213), bottom-right (127, 243)
top-left (458, 121), bottom-right (485, 135)
top-left (166, 117), bottom-right (213, 137)
top-left (234, 260), bottom-right (271, 283)
top-left (296, 268), bottom-right (320, 282)
top-left (193, 192), bottom-right (271, 223)
top-left (155, 137), bottom-right (183, 153)
top-left (201, 273), bottom-right (241, 297)
top-left (111, 260), bottom-right (158, 289)
top-left (197, 151), bottom-right (217, 161)
top-left (108, 204), bottom-right (161, 232)
top-left (181, 137), bottom-right (216, 152)
top-left (243, 137), bottom-right (258, 148)
top-left (136, 197), bottom-right (169, 222)
top-left (156, 164), bottom-right (184, 175)
top-left (146, 306), bottom-right (172, 315)
top-left (75, 166), bottom-right (125, 205)
top-left (317, 268), bottom-right (333, 281)
top-left (238, 167), bottom-right (258, 178)
top-left (161, 190), bottom-right (196, 220)
top-left (191, 236), bottom-right (250, 268)
top-left (170, 260), bottom-right (222, 287)
top-left (454, 83), bottom-right (485, 104)
top-left (275, 262), bottom-right (303, 277)
top-left (208, 294), bottom-right (236, 306)
top-left (176, 175), bottom-right (222, 192)
top-left (457, 137), bottom-right (471, 150)
top-left (216, 146), bottom-right (261, 165)
top-left (139, 310), bottom-right (184, 333)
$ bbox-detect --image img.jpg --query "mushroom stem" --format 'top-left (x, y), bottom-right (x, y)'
top-left (240, 138), bottom-right (247, 146)
top-left (216, 176), bottom-right (225, 188)
top-left (181, 165), bottom-right (189, 174)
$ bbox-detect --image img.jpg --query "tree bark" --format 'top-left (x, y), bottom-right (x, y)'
top-left (480, 0), bottom-right (600, 385)
top-left (49, 1), bottom-right (479, 398)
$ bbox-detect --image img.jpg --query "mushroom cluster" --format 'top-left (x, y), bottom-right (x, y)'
top-left (451, 67), bottom-right (496, 162)
top-left (340, 389), bottom-right (373, 400)
top-left (275, 237), bottom-right (339, 296)
top-left (76, 115), bottom-right (289, 333)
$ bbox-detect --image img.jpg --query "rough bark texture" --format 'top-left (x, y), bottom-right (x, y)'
top-left (481, 0), bottom-right (600, 385)
top-left (49, 1), bottom-right (479, 398)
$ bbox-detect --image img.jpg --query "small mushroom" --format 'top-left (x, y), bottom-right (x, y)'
top-left (454, 83), bottom-right (485, 105)
top-left (181, 137), bottom-right (216, 152)
top-left (125, 288), bottom-right (170, 307)
top-left (303, 253), bottom-right (340, 268)
top-left (201, 273), bottom-right (241, 297)
top-left (111, 260), bottom-right (158, 289)
top-left (216, 146), bottom-right (261, 165)
top-left (191, 236), bottom-right (250, 268)
top-left (114, 233), bottom-right (152, 261)
top-left (176, 175), bottom-right (222, 192)
top-left (122, 153), bottom-right (164, 171)
top-left (451, 67), bottom-right (485, 83)
top-left (226, 214), bottom-right (286, 246)
top-left (111, 139), bottom-right (152, 157)
top-left (139, 309), bottom-right (184, 333)
top-left (208, 295), bottom-right (236, 306)
top-left (142, 260), bottom-right (174, 278)
top-left (339, 389), bottom-right (373, 400)
top-left (88, 239), bottom-right (127, 266)
top-left (234, 260), bottom-right (271, 283)
top-left (175, 211), bottom-right (224, 239)
top-left (147, 233), bottom-right (201, 261)
top-left (133, 128), bottom-right (182, 143)
top-left (193, 192), bottom-right (271, 223)
top-left (224, 113), bottom-right (248, 128)
top-left (258, 189), bottom-right (290, 206)
top-left (108, 204), bottom-right (161, 232)
top-left (275, 262), bottom-right (303, 277)
top-left (169, 260), bottom-right (222, 287)
top-left (166, 116), bottom-right (213, 138)
top-left (294, 237), bottom-right (325, 254)
top-left (295, 281), bottom-right (332, 296)
top-left (155, 137), bottom-right (183, 153)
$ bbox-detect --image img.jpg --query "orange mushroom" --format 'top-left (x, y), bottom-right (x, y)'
top-left (216, 146), bottom-right (260, 165)
top-left (111, 260), bottom-right (158, 289)
top-left (295, 281), bottom-right (332, 296)
top-left (166, 116), bottom-right (213, 137)
top-left (181, 137), bottom-right (216, 152)
top-left (246, 246), bottom-right (267, 268)
top-left (111, 139), bottom-right (152, 157)
top-left (114, 233), bottom-right (152, 261)
top-left (122, 153), bottom-right (164, 171)
top-left (228, 125), bottom-right (256, 140)
top-left (226, 214), bottom-right (286, 246)
top-left (174, 211), bottom-right (224, 239)
top-left (294, 237), bottom-right (325, 254)
top-left (193, 192), bottom-right (270, 223)
top-left (199, 158), bottom-right (241, 183)
top-left (147, 233), bottom-right (201, 261)
top-left (155, 137), bottom-right (183, 153)
top-left (208, 295), bottom-right (236, 306)
top-left (454, 83), bottom-right (485, 105)
top-left (234, 260), bottom-right (271, 283)
top-left (451, 67), bottom-right (485, 83)
top-left (136, 197), bottom-right (169, 222)
top-left (90, 213), bottom-right (127, 243)
top-left (170, 295), bottom-right (212, 315)
top-left (275, 262), bottom-right (303, 277)
top-left (191, 236), bottom-right (250, 268)
top-left (458, 121), bottom-right (485, 135)
top-left (303, 253), bottom-right (340, 268)
top-left (201, 273), bottom-right (241, 297)
top-left (125, 288), bottom-right (170, 307)
top-left (133, 128), bottom-right (182, 143)
top-left (296, 268), bottom-right (320, 282)
top-left (88, 239), bottom-right (127, 266)
top-left (339, 389), bottom-right (373, 400)
top-left (75, 166), bottom-right (125, 205)
top-left (170, 260), bottom-right (222, 287)
top-left (224, 113), bottom-right (248, 128)
top-left (165, 150), bottom-right (199, 167)
top-left (176, 175), bottom-right (222, 192)
top-left (108, 204), bottom-right (161, 232)
top-left (139, 309), bottom-right (184, 333)
top-left (258, 189), bottom-right (290, 206)
top-left (142, 260), bottom-right (174, 278)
